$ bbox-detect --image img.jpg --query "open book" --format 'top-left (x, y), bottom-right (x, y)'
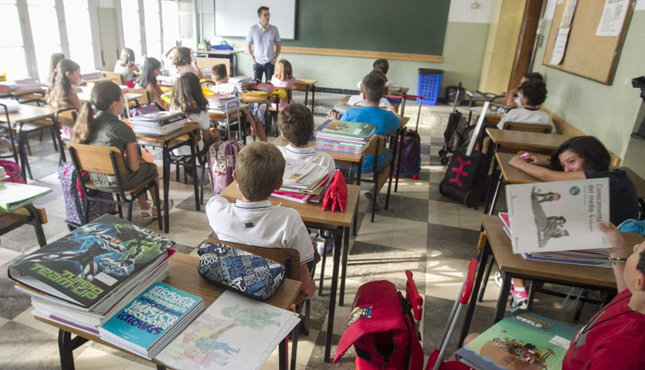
top-left (505, 178), bottom-right (611, 254)
top-left (0, 182), bottom-right (51, 212)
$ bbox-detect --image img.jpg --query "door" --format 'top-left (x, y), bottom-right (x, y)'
top-left (98, 7), bottom-right (120, 71)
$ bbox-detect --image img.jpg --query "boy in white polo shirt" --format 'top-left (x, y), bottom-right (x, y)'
top-left (205, 142), bottom-right (316, 298)
top-left (277, 104), bottom-right (336, 177)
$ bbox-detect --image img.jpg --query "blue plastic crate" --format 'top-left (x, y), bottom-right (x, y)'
top-left (417, 69), bottom-right (443, 106)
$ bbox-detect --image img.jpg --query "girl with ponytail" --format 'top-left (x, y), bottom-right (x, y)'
top-left (72, 81), bottom-right (161, 219)
top-left (46, 58), bottom-right (82, 139)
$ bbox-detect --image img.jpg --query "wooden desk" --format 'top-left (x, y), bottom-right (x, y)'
top-left (293, 79), bottom-right (317, 112)
top-left (137, 122), bottom-right (201, 233)
top-left (219, 182), bottom-right (360, 363)
top-left (1, 87), bottom-right (46, 99)
top-left (0, 104), bottom-right (56, 180)
top-left (82, 77), bottom-right (114, 85)
top-left (464, 106), bottom-right (504, 127)
top-left (0, 205), bottom-right (47, 247)
top-left (36, 252), bottom-right (301, 370)
top-left (459, 214), bottom-right (644, 344)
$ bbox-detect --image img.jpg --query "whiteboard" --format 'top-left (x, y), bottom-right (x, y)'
top-left (214, 0), bottom-right (296, 40)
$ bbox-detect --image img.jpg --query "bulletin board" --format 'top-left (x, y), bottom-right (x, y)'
top-left (542, 0), bottom-right (636, 85)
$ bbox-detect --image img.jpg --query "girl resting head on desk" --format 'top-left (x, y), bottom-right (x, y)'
top-left (508, 135), bottom-right (639, 226)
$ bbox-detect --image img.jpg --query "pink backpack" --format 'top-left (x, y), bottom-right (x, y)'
top-left (0, 159), bottom-right (26, 184)
top-left (207, 140), bottom-right (244, 195)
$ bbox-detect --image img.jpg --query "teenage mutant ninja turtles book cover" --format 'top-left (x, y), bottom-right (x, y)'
top-left (8, 214), bottom-right (174, 308)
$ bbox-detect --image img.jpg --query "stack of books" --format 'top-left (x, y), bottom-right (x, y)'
top-left (99, 282), bottom-right (204, 360)
top-left (315, 120), bottom-right (376, 155)
top-left (501, 178), bottom-right (612, 267)
top-left (129, 111), bottom-right (187, 136)
top-left (8, 215), bottom-right (176, 336)
top-left (0, 78), bottom-right (43, 92)
top-left (229, 75), bottom-right (253, 90)
top-left (207, 93), bottom-right (239, 112)
top-left (0, 182), bottom-right (52, 212)
top-left (272, 159), bottom-right (330, 204)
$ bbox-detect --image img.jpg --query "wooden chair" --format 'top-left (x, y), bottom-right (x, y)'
top-left (168, 127), bottom-right (212, 204)
top-left (502, 121), bottom-right (553, 134)
top-left (205, 238), bottom-right (309, 370)
top-left (123, 88), bottom-right (151, 107)
top-left (102, 71), bottom-right (125, 85)
top-left (67, 143), bottom-right (163, 230)
top-left (357, 135), bottom-right (393, 223)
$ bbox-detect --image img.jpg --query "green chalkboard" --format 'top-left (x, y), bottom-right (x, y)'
top-left (281, 0), bottom-right (450, 56)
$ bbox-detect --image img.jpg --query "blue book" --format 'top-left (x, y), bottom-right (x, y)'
top-left (99, 282), bottom-right (204, 359)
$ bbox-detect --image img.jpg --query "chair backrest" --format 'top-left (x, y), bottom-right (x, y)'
top-left (124, 88), bottom-right (151, 105)
top-left (195, 57), bottom-right (230, 77)
top-left (67, 143), bottom-right (127, 175)
top-left (200, 79), bottom-right (216, 87)
top-left (503, 121), bottom-right (553, 134)
top-left (205, 238), bottom-right (301, 281)
top-left (363, 135), bottom-right (384, 157)
top-left (102, 71), bottom-right (125, 85)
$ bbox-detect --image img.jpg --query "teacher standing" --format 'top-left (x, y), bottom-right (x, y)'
top-left (246, 6), bottom-right (281, 82)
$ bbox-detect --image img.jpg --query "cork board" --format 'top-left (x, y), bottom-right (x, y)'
top-left (542, 0), bottom-right (635, 85)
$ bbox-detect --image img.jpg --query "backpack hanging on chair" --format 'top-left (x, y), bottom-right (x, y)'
top-left (391, 94), bottom-right (423, 180)
top-left (207, 140), bottom-right (244, 195)
top-left (58, 162), bottom-right (116, 228)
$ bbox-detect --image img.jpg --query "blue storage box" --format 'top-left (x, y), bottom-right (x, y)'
top-left (417, 69), bottom-right (443, 106)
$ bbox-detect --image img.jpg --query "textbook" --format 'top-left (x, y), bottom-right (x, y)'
top-left (505, 179), bottom-right (611, 254)
top-left (99, 282), bottom-right (204, 359)
top-left (0, 182), bottom-right (52, 212)
top-left (8, 214), bottom-right (174, 309)
top-left (156, 290), bottom-right (300, 370)
top-left (455, 311), bottom-right (578, 370)
top-left (316, 120), bottom-right (376, 142)
top-left (499, 212), bottom-right (611, 268)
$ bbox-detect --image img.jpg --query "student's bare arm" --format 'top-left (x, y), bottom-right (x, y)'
top-left (247, 43), bottom-right (256, 65)
top-left (299, 263), bottom-right (316, 299)
top-left (125, 142), bottom-right (141, 172)
top-left (68, 92), bottom-right (82, 111)
top-left (273, 42), bottom-right (281, 64)
top-left (508, 156), bottom-right (586, 182)
top-left (599, 222), bottom-right (628, 293)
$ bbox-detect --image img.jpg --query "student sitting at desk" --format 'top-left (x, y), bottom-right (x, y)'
top-left (170, 73), bottom-right (219, 157)
top-left (210, 64), bottom-right (266, 142)
top-left (503, 72), bottom-right (543, 109)
top-left (271, 59), bottom-right (296, 107)
top-left (114, 48), bottom-right (140, 87)
top-left (71, 82), bottom-right (161, 219)
top-left (505, 136), bottom-right (639, 310)
top-left (277, 104), bottom-right (335, 177)
top-left (135, 57), bottom-right (168, 111)
top-left (164, 46), bottom-right (202, 81)
top-left (46, 59), bottom-right (83, 139)
top-left (497, 79), bottom-right (554, 132)
top-left (356, 59), bottom-right (401, 93)
top-left (205, 142), bottom-right (316, 298)
top-left (329, 71), bottom-right (401, 210)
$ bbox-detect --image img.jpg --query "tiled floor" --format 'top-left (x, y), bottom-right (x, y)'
top-left (0, 93), bottom-right (602, 369)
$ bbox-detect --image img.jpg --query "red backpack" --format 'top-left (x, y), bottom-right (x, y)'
top-left (334, 279), bottom-right (424, 370)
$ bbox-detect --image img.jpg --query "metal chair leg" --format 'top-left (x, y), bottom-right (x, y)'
top-left (477, 254), bottom-right (494, 302)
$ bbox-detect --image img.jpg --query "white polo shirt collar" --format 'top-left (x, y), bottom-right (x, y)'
top-left (234, 199), bottom-right (272, 209)
top-left (284, 144), bottom-right (316, 155)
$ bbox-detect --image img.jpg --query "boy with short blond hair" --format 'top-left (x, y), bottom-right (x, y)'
top-left (278, 104), bottom-right (336, 177)
top-left (206, 142), bottom-right (316, 298)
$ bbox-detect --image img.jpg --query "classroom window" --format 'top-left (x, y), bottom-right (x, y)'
top-left (121, 0), bottom-right (143, 60)
top-left (0, 1), bottom-right (29, 79)
top-left (178, 0), bottom-right (194, 46)
top-left (144, 0), bottom-right (162, 59)
top-left (27, 0), bottom-right (64, 82)
top-left (161, 0), bottom-right (179, 52)
top-left (63, 0), bottom-right (96, 73)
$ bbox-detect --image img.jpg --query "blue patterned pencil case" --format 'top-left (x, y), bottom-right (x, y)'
top-left (197, 242), bottom-right (285, 301)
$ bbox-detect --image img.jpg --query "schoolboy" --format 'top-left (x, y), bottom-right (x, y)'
top-left (209, 64), bottom-right (267, 141)
top-left (205, 142), bottom-right (316, 298)
top-left (278, 104), bottom-right (336, 177)
top-left (329, 71), bottom-right (401, 210)
top-left (497, 79), bottom-right (554, 132)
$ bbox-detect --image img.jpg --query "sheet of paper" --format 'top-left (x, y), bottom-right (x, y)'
top-left (560, 0), bottom-right (579, 28)
top-left (596, 0), bottom-right (630, 36)
top-left (550, 28), bottom-right (570, 65)
top-left (545, 0), bottom-right (557, 20)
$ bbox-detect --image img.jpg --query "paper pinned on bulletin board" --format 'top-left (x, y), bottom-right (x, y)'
top-left (560, 0), bottom-right (579, 28)
top-left (550, 28), bottom-right (570, 65)
top-left (596, 0), bottom-right (630, 36)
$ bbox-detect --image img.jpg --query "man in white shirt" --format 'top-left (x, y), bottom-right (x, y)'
top-left (246, 6), bottom-right (281, 82)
